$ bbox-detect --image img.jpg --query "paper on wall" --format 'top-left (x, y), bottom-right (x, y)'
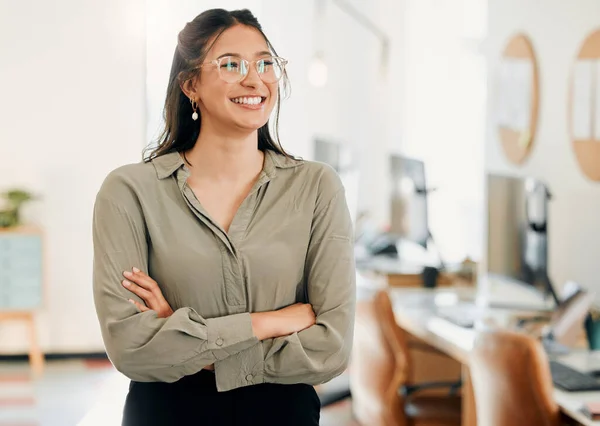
top-left (513, 60), bottom-right (533, 132)
top-left (505, 60), bottom-right (518, 130)
top-left (572, 60), bottom-right (594, 140)
top-left (496, 58), bottom-right (532, 132)
top-left (496, 60), bottom-right (512, 129)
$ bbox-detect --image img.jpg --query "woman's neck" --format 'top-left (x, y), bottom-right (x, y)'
top-left (184, 124), bottom-right (264, 183)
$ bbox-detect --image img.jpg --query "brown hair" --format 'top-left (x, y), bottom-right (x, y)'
top-left (144, 8), bottom-right (292, 163)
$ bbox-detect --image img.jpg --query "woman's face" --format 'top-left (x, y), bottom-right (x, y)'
top-left (193, 25), bottom-right (280, 133)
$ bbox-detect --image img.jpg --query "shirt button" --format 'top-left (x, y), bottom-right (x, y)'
top-left (246, 374), bottom-right (253, 381)
top-left (216, 338), bottom-right (224, 346)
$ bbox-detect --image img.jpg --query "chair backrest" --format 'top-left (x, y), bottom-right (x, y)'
top-left (350, 290), bottom-right (410, 426)
top-left (469, 330), bottom-right (561, 426)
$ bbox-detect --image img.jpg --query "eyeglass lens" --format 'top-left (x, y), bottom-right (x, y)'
top-left (218, 56), bottom-right (285, 83)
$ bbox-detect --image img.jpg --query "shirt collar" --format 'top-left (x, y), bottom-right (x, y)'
top-left (151, 151), bottom-right (185, 180)
top-left (151, 149), bottom-right (303, 180)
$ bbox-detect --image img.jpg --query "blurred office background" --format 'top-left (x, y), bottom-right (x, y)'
top-left (1, 0), bottom-right (600, 425)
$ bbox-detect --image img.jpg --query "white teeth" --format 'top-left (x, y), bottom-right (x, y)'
top-left (232, 96), bottom-right (262, 105)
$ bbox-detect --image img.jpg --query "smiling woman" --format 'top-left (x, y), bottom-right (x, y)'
top-left (92, 8), bottom-right (356, 426)
top-left (145, 10), bottom-right (291, 164)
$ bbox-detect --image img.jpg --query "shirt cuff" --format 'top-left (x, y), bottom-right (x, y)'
top-left (213, 339), bottom-right (266, 392)
top-left (205, 312), bottom-right (258, 361)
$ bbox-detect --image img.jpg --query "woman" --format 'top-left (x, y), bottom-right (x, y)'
top-left (92, 8), bottom-right (355, 426)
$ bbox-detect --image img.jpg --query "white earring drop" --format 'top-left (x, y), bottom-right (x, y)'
top-left (190, 98), bottom-right (199, 121)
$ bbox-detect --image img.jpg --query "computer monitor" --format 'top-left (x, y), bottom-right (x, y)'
top-left (486, 173), bottom-right (558, 303)
top-left (313, 138), bottom-right (359, 225)
top-left (389, 155), bottom-right (429, 248)
top-left (314, 138), bottom-right (341, 172)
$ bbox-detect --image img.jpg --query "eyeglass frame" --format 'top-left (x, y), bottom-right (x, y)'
top-left (196, 55), bottom-right (289, 84)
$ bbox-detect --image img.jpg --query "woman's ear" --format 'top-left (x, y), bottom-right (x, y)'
top-left (180, 76), bottom-right (198, 100)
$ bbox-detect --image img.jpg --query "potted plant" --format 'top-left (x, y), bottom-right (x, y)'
top-left (0, 189), bottom-right (36, 228)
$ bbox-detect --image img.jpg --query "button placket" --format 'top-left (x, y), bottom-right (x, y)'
top-left (227, 172), bottom-right (270, 245)
top-left (176, 170), bottom-right (237, 256)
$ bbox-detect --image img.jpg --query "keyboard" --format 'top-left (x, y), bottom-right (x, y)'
top-left (549, 361), bottom-right (600, 392)
top-left (437, 311), bottom-right (475, 328)
top-left (436, 305), bottom-right (481, 329)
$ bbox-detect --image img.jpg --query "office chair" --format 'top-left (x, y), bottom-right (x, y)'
top-left (469, 330), bottom-right (561, 426)
top-left (350, 290), bottom-right (462, 426)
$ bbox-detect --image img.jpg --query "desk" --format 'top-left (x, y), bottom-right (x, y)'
top-left (356, 256), bottom-right (467, 288)
top-left (386, 286), bottom-right (600, 426)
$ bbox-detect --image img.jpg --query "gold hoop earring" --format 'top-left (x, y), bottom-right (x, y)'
top-left (190, 98), bottom-right (199, 121)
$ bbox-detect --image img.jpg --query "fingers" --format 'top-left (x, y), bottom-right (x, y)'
top-left (123, 269), bottom-right (157, 292)
top-left (129, 298), bottom-right (150, 312)
top-left (122, 279), bottom-right (153, 301)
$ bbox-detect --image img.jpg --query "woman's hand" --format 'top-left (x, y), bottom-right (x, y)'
top-left (122, 267), bottom-right (174, 318)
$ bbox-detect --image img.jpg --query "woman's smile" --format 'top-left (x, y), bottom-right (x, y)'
top-left (229, 95), bottom-right (267, 110)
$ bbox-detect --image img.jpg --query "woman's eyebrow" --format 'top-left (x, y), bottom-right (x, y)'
top-left (216, 52), bottom-right (238, 59)
top-left (215, 51), bottom-right (272, 60)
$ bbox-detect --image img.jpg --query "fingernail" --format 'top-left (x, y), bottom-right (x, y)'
top-left (128, 299), bottom-right (135, 304)
top-left (123, 271), bottom-right (132, 277)
top-left (132, 267), bottom-right (140, 273)
top-left (122, 280), bottom-right (131, 287)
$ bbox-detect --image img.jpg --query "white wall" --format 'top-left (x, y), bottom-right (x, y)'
top-left (260, 0), bottom-right (399, 226)
top-left (0, 0), bottom-right (146, 353)
top-left (401, 0), bottom-right (487, 263)
top-left (485, 0), bottom-right (600, 295)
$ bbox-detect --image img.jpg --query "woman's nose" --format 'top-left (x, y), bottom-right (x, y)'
top-left (241, 63), bottom-right (262, 88)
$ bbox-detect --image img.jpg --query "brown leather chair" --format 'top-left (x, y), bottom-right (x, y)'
top-left (469, 330), bottom-right (561, 426)
top-left (350, 290), bottom-right (462, 426)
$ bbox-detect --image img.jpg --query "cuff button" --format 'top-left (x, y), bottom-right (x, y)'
top-left (216, 338), bottom-right (224, 346)
top-left (246, 374), bottom-right (253, 381)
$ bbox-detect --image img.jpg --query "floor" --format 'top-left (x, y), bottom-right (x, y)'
top-left (0, 359), bottom-right (357, 426)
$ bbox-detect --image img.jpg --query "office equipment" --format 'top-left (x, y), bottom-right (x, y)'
top-left (355, 155), bottom-right (447, 286)
top-left (0, 226), bottom-right (45, 375)
top-left (486, 173), bottom-right (559, 306)
top-left (383, 284), bottom-right (600, 426)
top-left (545, 287), bottom-right (594, 347)
top-left (570, 28), bottom-right (600, 181)
top-left (496, 33), bottom-right (539, 165)
top-left (313, 138), bottom-right (359, 225)
top-left (436, 304), bottom-right (480, 329)
top-left (549, 361), bottom-right (600, 392)
top-left (389, 155), bottom-right (430, 248)
top-left (437, 282), bottom-right (593, 354)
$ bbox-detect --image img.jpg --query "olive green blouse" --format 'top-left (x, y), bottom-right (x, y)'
top-left (92, 149), bottom-right (356, 392)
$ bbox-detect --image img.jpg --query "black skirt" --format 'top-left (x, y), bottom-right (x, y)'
top-left (122, 370), bottom-right (321, 426)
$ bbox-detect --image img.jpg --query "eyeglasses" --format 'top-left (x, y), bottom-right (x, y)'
top-left (199, 56), bottom-right (288, 84)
